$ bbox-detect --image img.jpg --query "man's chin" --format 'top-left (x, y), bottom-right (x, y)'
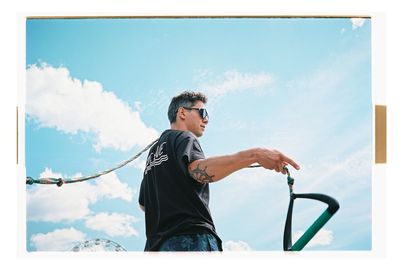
top-left (195, 131), bottom-right (204, 138)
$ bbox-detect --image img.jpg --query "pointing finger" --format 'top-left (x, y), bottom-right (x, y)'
top-left (281, 155), bottom-right (300, 170)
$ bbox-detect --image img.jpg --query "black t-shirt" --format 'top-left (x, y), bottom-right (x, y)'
top-left (138, 129), bottom-right (222, 251)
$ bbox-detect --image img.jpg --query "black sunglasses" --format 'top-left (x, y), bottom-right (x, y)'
top-left (182, 107), bottom-right (209, 120)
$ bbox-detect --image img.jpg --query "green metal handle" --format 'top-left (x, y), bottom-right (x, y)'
top-left (282, 167), bottom-right (340, 251)
top-left (291, 208), bottom-right (334, 251)
top-left (283, 192), bottom-right (340, 251)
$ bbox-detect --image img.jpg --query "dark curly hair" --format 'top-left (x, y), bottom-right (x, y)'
top-left (168, 91), bottom-right (208, 123)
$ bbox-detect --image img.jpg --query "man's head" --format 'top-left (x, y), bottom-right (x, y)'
top-left (168, 91), bottom-right (209, 137)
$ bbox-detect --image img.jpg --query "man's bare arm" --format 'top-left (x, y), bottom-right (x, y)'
top-left (188, 148), bottom-right (300, 184)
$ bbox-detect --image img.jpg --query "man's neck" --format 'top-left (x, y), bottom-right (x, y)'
top-left (170, 122), bottom-right (188, 132)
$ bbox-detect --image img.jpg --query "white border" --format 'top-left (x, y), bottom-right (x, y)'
top-left (10, 0), bottom-right (398, 267)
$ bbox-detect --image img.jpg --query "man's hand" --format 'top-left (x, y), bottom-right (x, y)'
top-left (255, 148), bottom-right (300, 174)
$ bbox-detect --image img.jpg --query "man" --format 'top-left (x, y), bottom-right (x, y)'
top-left (139, 91), bottom-right (300, 251)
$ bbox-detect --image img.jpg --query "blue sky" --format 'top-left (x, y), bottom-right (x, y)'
top-left (25, 17), bottom-right (372, 251)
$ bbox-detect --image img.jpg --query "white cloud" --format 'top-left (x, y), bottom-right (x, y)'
top-left (293, 228), bottom-right (333, 249)
top-left (223, 240), bottom-right (252, 251)
top-left (351, 18), bottom-right (366, 30)
top-left (94, 171), bottom-right (134, 202)
top-left (128, 158), bottom-right (147, 172)
top-left (198, 70), bottom-right (274, 97)
top-left (85, 212), bottom-right (139, 237)
top-left (26, 63), bottom-right (159, 152)
top-left (30, 227), bottom-right (87, 251)
top-left (27, 168), bottom-right (134, 222)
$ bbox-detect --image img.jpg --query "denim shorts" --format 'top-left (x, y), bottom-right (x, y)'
top-left (159, 233), bottom-right (221, 251)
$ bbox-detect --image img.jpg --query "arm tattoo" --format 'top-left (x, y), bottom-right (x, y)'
top-left (189, 164), bottom-right (215, 184)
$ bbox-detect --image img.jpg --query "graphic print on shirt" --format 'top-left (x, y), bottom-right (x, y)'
top-left (144, 142), bottom-right (168, 175)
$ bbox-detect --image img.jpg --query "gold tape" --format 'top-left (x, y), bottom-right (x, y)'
top-left (375, 105), bottom-right (386, 164)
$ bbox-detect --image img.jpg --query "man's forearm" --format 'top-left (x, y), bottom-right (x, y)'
top-left (188, 147), bottom-right (300, 184)
top-left (188, 148), bottom-right (259, 183)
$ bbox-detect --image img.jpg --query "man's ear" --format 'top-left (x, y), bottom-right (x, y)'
top-left (177, 107), bottom-right (186, 120)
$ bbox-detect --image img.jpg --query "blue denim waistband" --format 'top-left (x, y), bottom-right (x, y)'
top-left (159, 233), bottom-right (221, 251)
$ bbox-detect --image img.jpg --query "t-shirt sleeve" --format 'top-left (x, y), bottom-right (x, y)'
top-left (176, 132), bottom-right (205, 176)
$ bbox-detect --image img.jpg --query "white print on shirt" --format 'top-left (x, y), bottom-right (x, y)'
top-left (144, 142), bottom-right (168, 175)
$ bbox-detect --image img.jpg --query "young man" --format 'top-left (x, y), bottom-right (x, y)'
top-left (139, 91), bottom-right (300, 251)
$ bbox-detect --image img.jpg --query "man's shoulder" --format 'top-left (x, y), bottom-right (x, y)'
top-left (162, 129), bottom-right (197, 141)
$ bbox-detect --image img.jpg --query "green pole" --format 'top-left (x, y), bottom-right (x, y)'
top-left (290, 209), bottom-right (333, 251)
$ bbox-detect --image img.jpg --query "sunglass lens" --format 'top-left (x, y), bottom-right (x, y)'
top-left (201, 109), bottom-right (208, 119)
